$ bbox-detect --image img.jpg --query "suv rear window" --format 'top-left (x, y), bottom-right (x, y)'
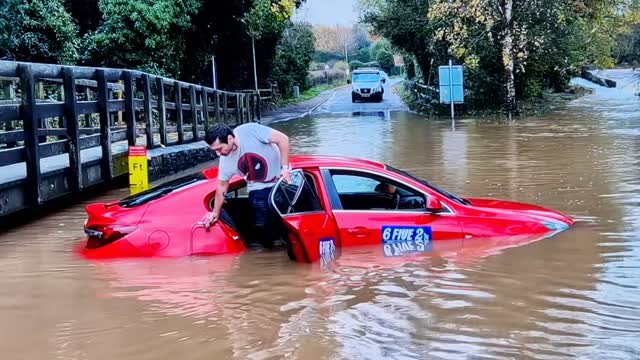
top-left (118, 173), bottom-right (206, 208)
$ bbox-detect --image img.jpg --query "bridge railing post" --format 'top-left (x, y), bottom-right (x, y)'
top-left (18, 64), bottom-right (42, 206)
top-left (123, 71), bottom-right (136, 146)
top-left (222, 93), bottom-right (228, 124)
top-left (189, 85), bottom-right (198, 141)
top-left (175, 81), bottom-right (184, 144)
top-left (245, 93), bottom-right (250, 122)
top-left (235, 93), bottom-right (241, 125)
top-left (142, 74), bottom-right (154, 149)
top-left (62, 67), bottom-right (82, 193)
top-left (156, 77), bottom-right (167, 146)
top-left (202, 89), bottom-right (210, 133)
top-left (256, 90), bottom-right (262, 120)
top-left (214, 90), bottom-right (221, 123)
top-left (96, 69), bottom-right (113, 182)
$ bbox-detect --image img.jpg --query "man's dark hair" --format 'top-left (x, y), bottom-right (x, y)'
top-left (205, 124), bottom-right (234, 145)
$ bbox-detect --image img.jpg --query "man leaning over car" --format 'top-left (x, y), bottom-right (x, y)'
top-left (202, 123), bottom-right (292, 248)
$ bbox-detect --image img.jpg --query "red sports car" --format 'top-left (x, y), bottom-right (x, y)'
top-left (79, 155), bottom-right (574, 262)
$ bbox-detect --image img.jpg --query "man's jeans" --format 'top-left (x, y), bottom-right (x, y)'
top-left (248, 186), bottom-right (280, 248)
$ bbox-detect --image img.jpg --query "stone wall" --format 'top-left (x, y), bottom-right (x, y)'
top-left (147, 142), bottom-right (218, 181)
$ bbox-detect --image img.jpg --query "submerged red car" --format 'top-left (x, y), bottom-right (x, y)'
top-left (80, 155), bottom-right (574, 262)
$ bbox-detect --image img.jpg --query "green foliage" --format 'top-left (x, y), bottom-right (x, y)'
top-left (369, 39), bottom-right (392, 60)
top-left (398, 80), bottom-right (440, 115)
top-left (613, 25), bottom-right (640, 65)
top-left (313, 51), bottom-right (345, 63)
top-left (406, 59), bottom-right (416, 80)
top-left (364, 0), bottom-right (640, 114)
top-left (270, 22), bottom-right (316, 97)
top-left (0, 0), bottom-right (79, 64)
top-left (1, 0), bottom-right (309, 95)
top-left (363, 0), bottom-right (437, 83)
top-left (88, 0), bottom-right (200, 77)
top-left (352, 46), bottom-right (372, 63)
top-left (244, 0), bottom-right (295, 39)
top-left (333, 61), bottom-right (348, 71)
top-left (178, 0), bottom-right (305, 89)
top-left (375, 50), bottom-right (395, 72)
top-left (351, 24), bottom-right (372, 50)
top-left (349, 60), bottom-right (380, 69)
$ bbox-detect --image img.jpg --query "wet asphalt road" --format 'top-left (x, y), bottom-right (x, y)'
top-left (312, 78), bottom-right (408, 115)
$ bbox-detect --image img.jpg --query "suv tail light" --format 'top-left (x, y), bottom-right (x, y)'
top-left (85, 225), bottom-right (137, 249)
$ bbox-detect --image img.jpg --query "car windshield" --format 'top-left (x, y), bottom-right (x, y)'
top-left (118, 173), bottom-right (206, 208)
top-left (385, 164), bottom-right (471, 205)
top-left (353, 73), bottom-right (380, 82)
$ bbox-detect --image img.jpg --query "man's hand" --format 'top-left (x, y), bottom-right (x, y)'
top-left (202, 211), bottom-right (219, 229)
top-left (281, 168), bottom-right (292, 184)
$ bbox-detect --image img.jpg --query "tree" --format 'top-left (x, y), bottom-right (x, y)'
top-left (270, 22), bottom-right (316, 96)
top-left (364, 0), bottom-right (640, 113)
top-left (369, 38), bottom-right (392, 61)
top-left (428, 0), bottom-right (640, 113)
top-left (0, 0), bottom-right (79, 64)
top-left (64, 0), bottom-right (101, 36)
top-left (313, 25), bottom-right (355, 54)
top-left (375, 49), bottom-right (395, 72)
top-left (614, 24), bottom-right (640, 64)
top-left (362, 0), bottom-right (440, 83)
top-left (87, 0), bottom-right (200, 77)
top-left (178, 0), bottom-right (305, 89)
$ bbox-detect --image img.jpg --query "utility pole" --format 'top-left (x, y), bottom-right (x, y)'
top-left (211, 54), bottom-right (217, 90)
top-left (345, 42), bottom-right (350, 75)
top-left (252, 35), bottom-right (258, 91)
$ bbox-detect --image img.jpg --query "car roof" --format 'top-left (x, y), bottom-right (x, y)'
top-left (202, 155), bottom-right (387, 179)
top-left (353, 69), bottom-right (380, 74)
top-left (290, 155), bottom-right (386, 170)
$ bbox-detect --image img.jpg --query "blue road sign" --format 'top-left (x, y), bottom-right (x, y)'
top-left (438, 64), bottom-right (464, 104)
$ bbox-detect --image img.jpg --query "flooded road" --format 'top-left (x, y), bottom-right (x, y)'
top-left (311, 78), bottom-right (408, 115)
top-left (1, 71), bottom-right (640, 359)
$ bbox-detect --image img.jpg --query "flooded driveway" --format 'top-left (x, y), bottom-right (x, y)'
top-left (1, 71), bottom-right (639, 359)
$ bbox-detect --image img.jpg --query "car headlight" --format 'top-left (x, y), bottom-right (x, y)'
top-left (542, 221), bottom-right (569, 231)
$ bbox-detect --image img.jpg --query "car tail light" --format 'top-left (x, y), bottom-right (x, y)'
top-left (85, 225), bottom-right (137, 249)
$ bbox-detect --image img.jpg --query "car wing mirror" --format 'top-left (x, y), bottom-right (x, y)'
top-left (426, 196), bottom-right (444, 213)
top-left (347, 79), bottom-right (351, 84)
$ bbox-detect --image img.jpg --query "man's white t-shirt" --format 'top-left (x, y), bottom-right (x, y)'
top-left (218, 123), bottom-right (281, 192)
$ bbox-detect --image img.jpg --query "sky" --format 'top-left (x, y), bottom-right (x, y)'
top-left (293, 0), bottom-right (360, 26)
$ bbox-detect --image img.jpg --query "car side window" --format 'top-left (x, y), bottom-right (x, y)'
top-left (329, 171), bottom-right (426, 211)
top-left (332, 174), bottom-right (379, 193)
top-left (271, 170), bottom-right (322, 216)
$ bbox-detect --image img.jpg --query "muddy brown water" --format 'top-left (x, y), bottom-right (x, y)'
top-left (1, 82), bottom-right (639, 359)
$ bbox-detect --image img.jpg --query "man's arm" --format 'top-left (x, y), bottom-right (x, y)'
top-left (269, 129), bottom-right (289, 167)
top-left (203, 179), bottom-right (229, 228)
top-left (268, 129), bottom-right (291, 183)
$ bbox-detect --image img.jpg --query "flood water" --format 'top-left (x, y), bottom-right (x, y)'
top-left (1, 73), bottom-right (640, 359)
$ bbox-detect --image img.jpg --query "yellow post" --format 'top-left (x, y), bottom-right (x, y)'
top-left (128, 146), bottom-right (149, 195)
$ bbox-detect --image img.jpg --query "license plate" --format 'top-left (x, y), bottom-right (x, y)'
top-left (381, 225), bottom-right (432, 257)
top-left (361, 93), bottom-right (370, 97)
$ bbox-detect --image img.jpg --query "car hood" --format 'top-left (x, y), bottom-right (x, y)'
top-left (353, 81), bottom-right (381, 87)
top-left (464, 198), bottom-right (575, 227)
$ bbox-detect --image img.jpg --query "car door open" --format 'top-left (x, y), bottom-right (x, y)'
top-left (270, 170), bottom-right (341, 265)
